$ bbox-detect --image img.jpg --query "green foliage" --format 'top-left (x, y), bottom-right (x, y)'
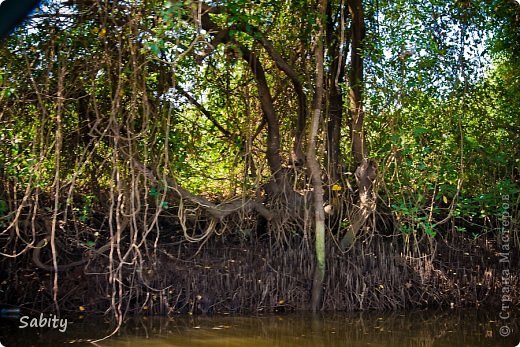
top-left (0, 0), bottom-right (517, 239)
top-left (364, 0), bottom-right (519, 235)
top-left (79, 195), bottom-right (95, 222)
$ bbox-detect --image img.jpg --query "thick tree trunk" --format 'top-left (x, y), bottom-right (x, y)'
top-left (340, 158), bottom-right (377, 250)
top-left (326, 1), bottom-right (348, 183)
top-left (240, 47), bottom-right (283, 180)
top-left (348, 0), bottom-right (366, 165)
top-left (339, 0), bottom-right (378, 250)
top-left (197, 9), bottom-right (284, 181)
top-left (309, 0), bottom-right (328, 313)
top-left (253, 34), bottom-right (307, 166)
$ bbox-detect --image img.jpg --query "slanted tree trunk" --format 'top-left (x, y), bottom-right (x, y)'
top-left (309, 0), bottom-right (328, 313)
top-left (197, 4), bottom-right (305, 183)
top-left (340, 0), bottom-right (378, 250)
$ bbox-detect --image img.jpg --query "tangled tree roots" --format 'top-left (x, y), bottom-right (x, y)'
top-left (1, 206), bottom-right (517, 317)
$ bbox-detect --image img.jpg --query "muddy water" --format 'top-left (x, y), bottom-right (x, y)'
top-left (0, 309), bottom-right (518, 346)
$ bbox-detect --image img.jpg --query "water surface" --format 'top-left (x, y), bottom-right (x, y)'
top-left (0, 309), bottom-right (518, 346)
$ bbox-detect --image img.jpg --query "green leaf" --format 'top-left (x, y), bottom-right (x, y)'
top-left (148, 43), bottom-right (160, 55)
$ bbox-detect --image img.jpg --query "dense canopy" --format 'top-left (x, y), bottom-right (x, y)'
top-left (0, 0), bottom-right (518, 324)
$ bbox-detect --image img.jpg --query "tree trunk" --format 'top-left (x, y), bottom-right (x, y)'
top-left (339, 0), bottom-right (378, 250)
top-left (239, 47), bottom-right (284, 180)
top-left (309, 0), bottom-right (328, 313)
top-left (327, 67), bottom-right (344, 183)
top-left (348, 0), bottom-right (366, 166)
top-left (326, 1), bottom-right (348, 183)
top-left (196, 8), bottom-right (285, 181)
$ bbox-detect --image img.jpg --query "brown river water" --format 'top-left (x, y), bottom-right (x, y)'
top-left (0, 309), bottom-right (518, 346)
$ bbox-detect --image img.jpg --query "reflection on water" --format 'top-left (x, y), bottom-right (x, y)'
top-left (0, 309), bottom-right (518, 347)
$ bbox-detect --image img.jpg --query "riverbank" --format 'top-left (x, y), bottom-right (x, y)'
top-left (1, 229), bottom-right (517, 317)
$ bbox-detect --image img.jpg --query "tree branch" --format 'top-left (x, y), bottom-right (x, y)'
top-left (175, 85), bottom-right (235, 140)
top-left (130, 156), bottom-right (273, 221)
top-left (239, 45), bottom-right (283, 179)
top-left (195, 8), bottom-right (284, 180)
top-left (196, 3), bottom-right (306, 166)
top-left (246, 28), bottom-right (307, 165)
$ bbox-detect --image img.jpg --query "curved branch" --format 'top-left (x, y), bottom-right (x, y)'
top-left (32, 236), bottom-right (113, 271)
top-left (195, 28), bottom-right (230, 63)
top-left (195, 9), bottom-right (284, 179)
top-left (247, 30), bottom-right (307, 165)
top-left (32, 219), bottom-right (116, 271)
top-left (167, 175), bottom-right (273, 221)
top-left (129, 156), bottom-right (273, 221)
top-left (239, 46), bottom-right (283, 179)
